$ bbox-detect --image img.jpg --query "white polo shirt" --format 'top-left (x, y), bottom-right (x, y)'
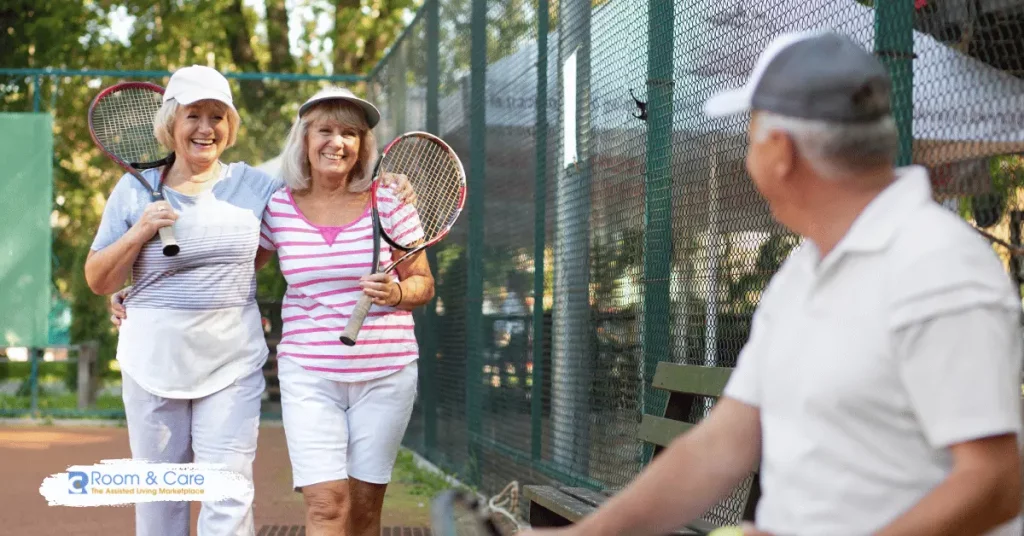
top-left (725, 166), bottom-right (1023, 536)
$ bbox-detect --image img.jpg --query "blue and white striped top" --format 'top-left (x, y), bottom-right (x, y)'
top-left (91, 162), bottom-right (284, 398)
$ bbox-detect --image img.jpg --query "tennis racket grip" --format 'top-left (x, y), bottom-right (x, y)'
top-left (158, 226), bottom-right (180, 256)
top-left (340, 293), bottom-right (374, 346)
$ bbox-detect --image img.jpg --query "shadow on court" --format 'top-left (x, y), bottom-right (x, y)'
top-left (0, 423), bottom-right (432, 535)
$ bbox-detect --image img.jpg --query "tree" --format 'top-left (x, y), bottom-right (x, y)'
top-left (0, 0), bottom-right (423, 378)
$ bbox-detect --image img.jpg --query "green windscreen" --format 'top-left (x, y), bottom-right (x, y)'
top-left (0, 113), bottom-right (52, 348)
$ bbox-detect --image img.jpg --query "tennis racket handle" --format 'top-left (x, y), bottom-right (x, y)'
top-left (340, 294), bottom-right (374, 346)
top-left (158, 226), bottom-right (180, 256)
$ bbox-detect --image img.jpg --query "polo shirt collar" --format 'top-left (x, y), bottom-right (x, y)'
top-left (802, 165), bottom-right (931, 259)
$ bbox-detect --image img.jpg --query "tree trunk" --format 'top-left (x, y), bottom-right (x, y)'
top-left (334, 0), bottom-right (361, 74)
top-left (267, 0), bottom-right (294, 72)
top-left (359, 1), bottom-right (394, 74)
top-left (224, 0), bottom-right (261, 109)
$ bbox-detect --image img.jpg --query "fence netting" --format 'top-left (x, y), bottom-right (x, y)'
top-left (372, 0), bottom-right (1024, 526)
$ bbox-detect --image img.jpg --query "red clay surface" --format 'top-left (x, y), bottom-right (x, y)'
top-left (0, 424), bottom-right (342, 535)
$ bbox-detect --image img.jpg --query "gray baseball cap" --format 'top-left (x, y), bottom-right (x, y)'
top-left (703, 30), bottom-right (892, 122)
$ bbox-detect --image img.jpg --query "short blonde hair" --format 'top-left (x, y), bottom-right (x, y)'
top-left (152, 98), bottom-right (240, 151)
top-left (280, 99), bottom-right (378, 192)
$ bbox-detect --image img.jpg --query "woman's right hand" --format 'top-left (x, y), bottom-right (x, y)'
top-left (109, 286), bottom-right (130, 327)
top-left (128, 201), bottom-right (178, 243)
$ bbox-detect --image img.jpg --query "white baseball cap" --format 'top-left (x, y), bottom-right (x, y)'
top-left (164, 65), bottom-right (236, 110)
top-left (298, 86), bottom-right (380, 128)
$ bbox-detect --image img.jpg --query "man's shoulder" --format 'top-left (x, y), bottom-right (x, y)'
top-left (884, 200), bottom-right (1019, 326)
top-left (889, 200), bottom-right (1008, 278)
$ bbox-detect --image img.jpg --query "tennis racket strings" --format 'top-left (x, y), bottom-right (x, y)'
top-left (377, 135), bottom-right (464, 249)
top-left (90, 86), bottom-right (167, 167)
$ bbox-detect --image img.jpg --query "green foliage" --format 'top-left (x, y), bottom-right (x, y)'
top-left (391, 448), bottom-right (469, 497)
top-left (955, 155), bottom-right (1024, 227)
top-left (0, 393), bottom-right (124, 412)
top-left (1, 1), bottom-right (422, 377)
top-left (723, 233), bottom-right (799, 317)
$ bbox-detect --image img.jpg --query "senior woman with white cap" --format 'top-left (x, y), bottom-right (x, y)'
top-left (85, 65), bottom-right (277, 536)
top-left (257, 87), bottom-right (434, 536)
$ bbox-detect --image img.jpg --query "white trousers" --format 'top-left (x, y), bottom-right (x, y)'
top-left (121, 367), bottom-right (264, 536)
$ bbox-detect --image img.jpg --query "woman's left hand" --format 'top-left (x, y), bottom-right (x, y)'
top-left (380, 172), bottom-right (417, 205)
top-left (360, 273), bottom-right (402, 307)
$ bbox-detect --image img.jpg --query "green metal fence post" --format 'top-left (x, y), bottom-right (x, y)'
top-left (531, 0), bottom-right (550, 463)
top-left (874, 0), bottom-right (914, 166)
top-left (466, 0), bottom-right (488, 487)
top-left (32, 75), bottom-right (41, 112)
top-left (422, 0), bottom-right (441, 461)
top-left (29, 348), bottom-right (41, 413)
top-left (393, 42), bottom-right (408, 136)
top-left (641, 0), bottom-right (675, 465)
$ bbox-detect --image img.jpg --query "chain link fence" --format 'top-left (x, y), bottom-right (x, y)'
top-left (370, 0), bottom-right (1024, 526)
top-left (5, 0), bottom-right (1024, 527)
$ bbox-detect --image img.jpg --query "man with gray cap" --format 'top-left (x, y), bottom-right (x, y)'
top-left (520, 30), bottom-right (1022, 536)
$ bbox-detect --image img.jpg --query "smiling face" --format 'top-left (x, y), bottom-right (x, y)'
top-left (306, 119), bottom-right (362, 182)
top-left (171, 100), bottom-right (231, 169)
top-left (302, 102), bottom-right (368, 184)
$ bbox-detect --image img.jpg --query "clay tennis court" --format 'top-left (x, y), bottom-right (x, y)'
top-left (0, 423), bottom-right (433, 535)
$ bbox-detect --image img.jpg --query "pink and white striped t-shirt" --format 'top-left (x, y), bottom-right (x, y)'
top-left (259, 186), bottom-right (424, 382)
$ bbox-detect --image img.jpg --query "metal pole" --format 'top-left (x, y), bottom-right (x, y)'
top-left (422, 0), bottom-right (441, 461)
top-left (29, 348), bottom-right (40, 413)
top-left (32, 75), bottom-right (41, 112)
top-left (874, 0), bottom-right (914, 166)
top-left (640, 0), bottom-right (675, 465)
top-left (465, 0), bottom-right (488, 486)
top-left (531, 0), bottom-right (550, 463)
top-left (704, 137), bottom-right (722, 367)
top-left (642, 0), bottom-right (674, 411)
top-left (552, 0), bottom-right (592, 477)
top-left (393, 42), bottom-right (408, 136)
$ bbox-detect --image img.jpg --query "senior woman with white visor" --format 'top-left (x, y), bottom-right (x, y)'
top-left (257, 87), bottom-right (434, 536)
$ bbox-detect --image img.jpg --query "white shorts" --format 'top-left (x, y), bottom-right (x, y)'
top-left (278, 357), bottom-right (418, 489)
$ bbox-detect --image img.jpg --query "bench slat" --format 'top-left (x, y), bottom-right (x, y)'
top-left (639, 415), bottom-right (693, 447)
top-left (529, 486), bottom-right (708, 535)
top-left (523, 485), bottom-right (594, 523)
top-left (558, 487), bottom-right (611, 507)
top-left (652, 363), bottom-right (732, 397)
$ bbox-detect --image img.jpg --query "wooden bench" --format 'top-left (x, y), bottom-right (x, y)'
top-left (523, 363), bottom-right (760, 535)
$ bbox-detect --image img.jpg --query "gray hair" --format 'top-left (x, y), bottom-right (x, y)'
top-left (279, 99), bottom-right (378, 192)
top-left (153, 98), bottom-right (240, 151)
top-left (752, 111), bottom-right (898, 179)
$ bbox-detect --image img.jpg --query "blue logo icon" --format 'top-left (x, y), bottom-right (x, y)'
top-left (68, 471), bottom-right (89, 494)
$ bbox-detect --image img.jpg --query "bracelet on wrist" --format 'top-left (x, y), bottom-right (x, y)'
top-left (392, 282), bottom-right (404, 306)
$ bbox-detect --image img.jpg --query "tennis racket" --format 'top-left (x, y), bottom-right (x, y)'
top-left (339, 131), bottom-right (466, 346)
top-left (431, 489), bottom-right (505, 536)
top-left (88, 81), bottom-right (179, 256)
